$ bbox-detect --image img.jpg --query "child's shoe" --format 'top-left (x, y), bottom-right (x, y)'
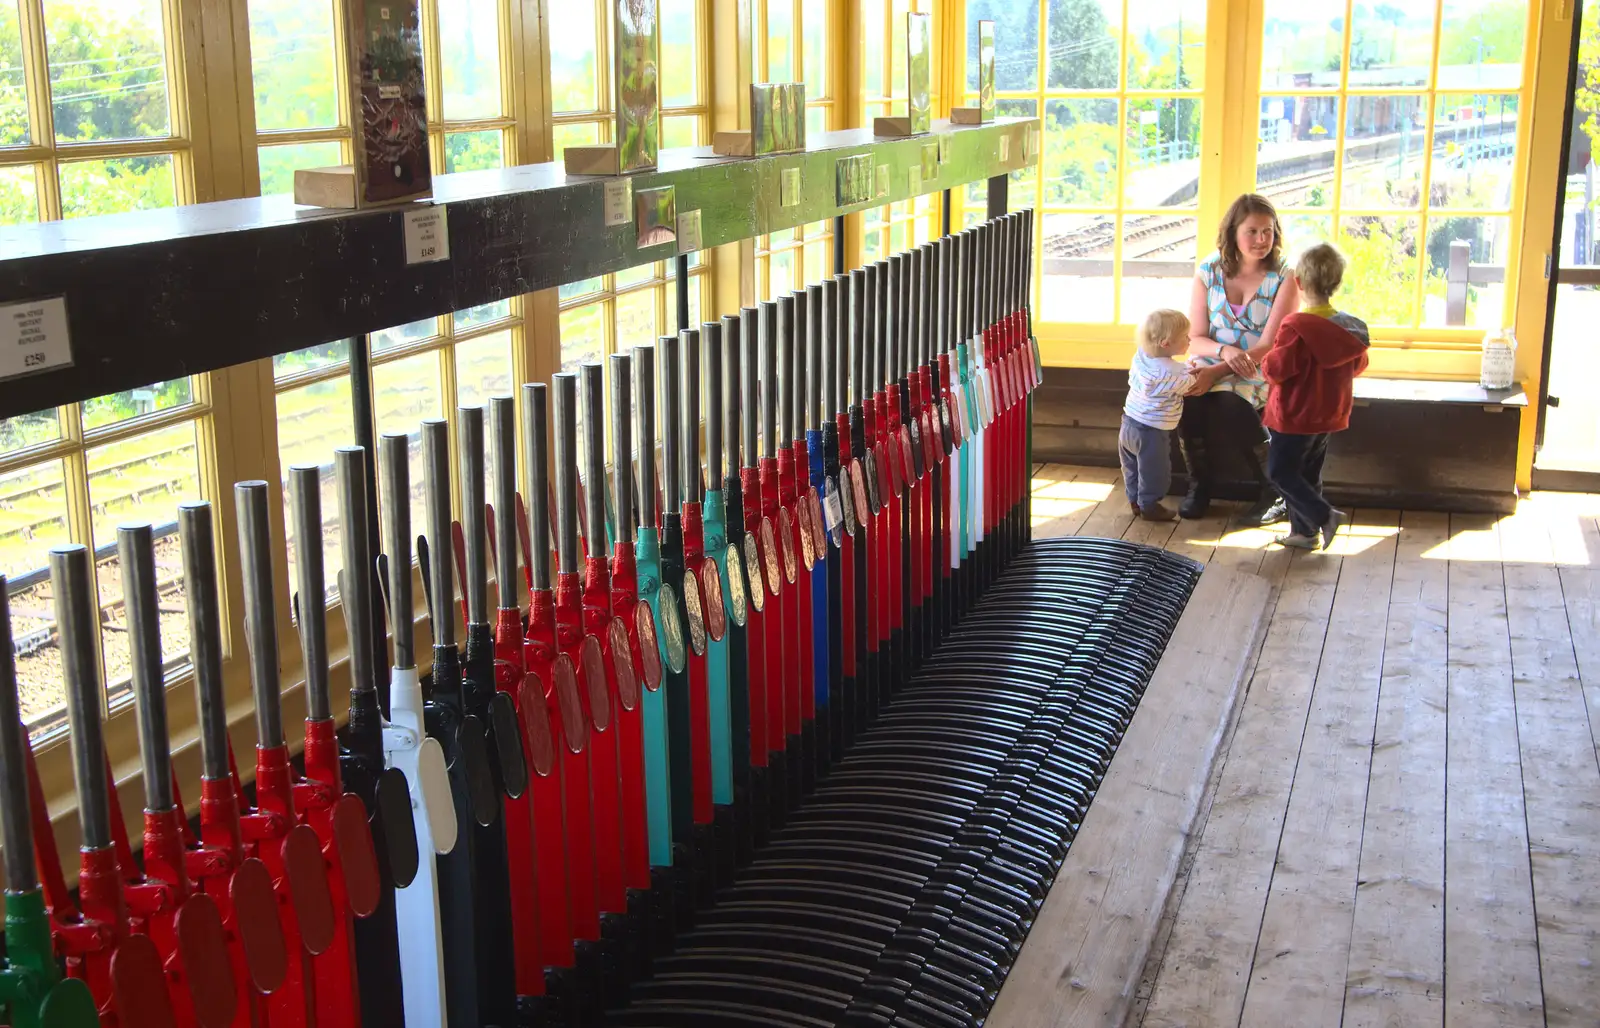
top-left (1140, 501), bottom-right (1178, 522)
top-left (1321, 509), bottom-right (1348, 550)
top-left (1275, 531), bottom-right (1319, 550)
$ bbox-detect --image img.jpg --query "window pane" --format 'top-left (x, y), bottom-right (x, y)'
top-left (1260, 0), bottom-right (1339, 90)
top-left (550, 0), bottom-right (597, 112)
top-left (1431, 93), bottom-right (1519, 209)
top-left (1047, 0), bottom-right (1118, 91)
top-left (1126, 0), bottom-right (1202, 89)
top-left (0, 165), bottom-right (39, 225)
top-left (617, 263), bottom-right (657, 289)
top-left (259, 140), bottom-right (342, 197)
top-left (806, 105), bottom-right (827, 139)
top-left (45, 0), bottom-right (170, 141)
top-left (1121, 216), bottom-right (1196, 323)
top-left (455, 300), bottom-right (511, 331)
top-left (1042, 213), bottom-right (1113, 323)
top-left (661, 0), bottom-right (699, 106)
top-left (864, 229), bottom-right (885, 263)
top-left (87, 421), bottom-right (200, 704)
top-left (1338, 216), bottom-right (1420, 324)
top-left (1423, 215), bottom-right (1509, 328)
top-left (968, 0), bottom-right (1037, 92)
top-left (439, 0), bottom-right (502, 119)
top-left (766, 0), bottom-right (794, 82)
top-left (3, 460), bottom-right (71, 731)
top-left (553, 121), bottom-right (601, 161)
top-left (60, 155), bottom-right (175, 218)
top-left (372, 318), bottom-right (438, 353)
top-left (248, 0), bottom-right (338, 131)
top-left (1350, 3), bottom-right (1434, 88)
top-left (1045, 98), bottom-right (1116, 207)
top-left (275, 373), bottom-right (352, 603)
top-left (373, 351), bottom-right (441, 539)
top-left (560, 277), bottom-right (605, 303)
top-left (770, 249), bottom-right (795, 300)
top-left (889, 0), bottom-right (907, 98)
top-left (1, 411), bottom-right (61, 455)
top-left (615, 289), bottom-right (658, 353)
top-left (1, 0), bottom-right (28, 145)
top-left (1125, 98), bottom-right (1200, 209)
top-left (1342, 94), bottom-right (1426, 208)
top-left (1256, 95), bottom-right (1338, 206)
top-left (1280, 214), bottom-right (1333, 256)
top-left (802, 0), bottom-right (826, 92)
top-left (456, 329), bottom-right (513, 409)
top-left (82, 378), bottom-right (193, 432)
top-left (863, 0), bottom-right (884, 96)
top-left (662, 115), bottom-right (699, 149)
top-left (560, 302), bottom-right (606, 368)
top-left (445, 130), bottom-right (504, 173)
top-left (1439, 0), bottom-right (1526, 90)
top-left (274, 340), bottom-right (350, 380)
top-left (803, 240), bottom-right (828, 284)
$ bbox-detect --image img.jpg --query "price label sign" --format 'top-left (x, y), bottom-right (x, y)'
top-left (404, 205), bottom-right (450, 265)
top-left (677, 209), bottom-right (703, 254)
top-left (604, 179), bottom-right (632, 227)
top-left (999, 135), bottom-right (1011, 163)
top-left (909, 165), bottom-right (922, 195)
top-left (780, 167), bottom-right (802, 208)
top-left (0, 297), bottom-right (71, 382)
top-left (875, 163), bottom-right (890, 198)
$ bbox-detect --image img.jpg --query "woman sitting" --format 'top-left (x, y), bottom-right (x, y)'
top-left (1180, 193), bottom-right (1299, 523)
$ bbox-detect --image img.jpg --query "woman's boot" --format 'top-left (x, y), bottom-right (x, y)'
top-left (1242, 439), bottom-right (1284, 524)
top-left (1178, 435), bottom-right (1210, 519)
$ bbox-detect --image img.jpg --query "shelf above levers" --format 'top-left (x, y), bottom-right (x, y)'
top-left (0, 118), bottom-right (1034, 415)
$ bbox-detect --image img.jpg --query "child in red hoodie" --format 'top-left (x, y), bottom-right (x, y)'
top-left (1261, 243), bottom-right (1369, 551)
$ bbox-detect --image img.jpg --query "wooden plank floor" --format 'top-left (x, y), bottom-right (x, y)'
top-left (1023, 464), bottom-right (1600, 1028)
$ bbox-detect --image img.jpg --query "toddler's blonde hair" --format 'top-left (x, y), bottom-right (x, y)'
top-left (1137, 308), bottom-right (1190, 356)
top-left (1295, 242), bottom-right (1347, 301)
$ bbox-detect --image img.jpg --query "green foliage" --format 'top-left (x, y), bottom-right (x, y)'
top-left (445, 131), bottom-right (503, 173)
top-left (1577, 2), bottom-right (1600, 169)
top-left (1046, 0), bottom-right (1117, 90)
top-left (1338, 217), bottom-right (1421, 325)
top-left (60, 156), bottom-right (174, 219)
top-left (248, 0), bottom-right (339, 132)
top-left (44, 0), bottom-right (170, 142)
top-left (1044, 119), bottom-right (1116, 206)
top-left (1439, 0), bottom-right (1525, 69)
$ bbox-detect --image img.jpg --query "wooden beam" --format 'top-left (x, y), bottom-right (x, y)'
top-left (987, 565), bottom-right (1271, 1028)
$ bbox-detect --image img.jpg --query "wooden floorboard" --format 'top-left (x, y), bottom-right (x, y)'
top-left (1239, 511), bottom-right (1397, 1028)
top-left (1500, 518), bottom-right (1600, 1027)
top-left (1006, 466), bottom-right (1600, 1028)
top-left (1342, 509), bottom-right (1450, 1028)
top-left (989, 568), bottom-right (1271, 1028)
top-left (1443, 514), bottom-right (1544, 1027)
top-left (1142, 548), bottom-right (1342, 1027)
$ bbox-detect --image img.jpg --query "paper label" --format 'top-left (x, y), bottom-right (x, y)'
top-left (403, 205), bottom-right (449, 264)
top-left (603, 179), bottom-right (632, 227)
top-left (0, 296), bottom-right (71, 381)
top-left (823, 476), bottom-right (843, 541)
top-left (780, 167), bottom-right (802, 208)
top-left (677, 209), bottom-right (703, 253)
top-left (909, 165), bottom-right (922, 195)
top-left (999, 135), bottom-right (1011, 163)
top-left (875, 164), bottom-right (890, 198)
top-left (937, 134), bottom-right (951, 164)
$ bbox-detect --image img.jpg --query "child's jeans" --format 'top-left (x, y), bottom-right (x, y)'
top-left (1266, 431), bottom-right (1331, 536)
top-left (1118, 415), bottom-right (1172, 509)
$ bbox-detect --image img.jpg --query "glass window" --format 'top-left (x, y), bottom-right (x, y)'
top-left (59, 156), bottom-right (176, 219)
top-left (45, 0), bottom-right (171, 142)
top-left (259, 141), bottom-right (342, 197)
top-left (1257, 0), bottom-right (1526, 329)
top-left (248, 0), bottom-right (340, 131)
top-left (439, 0), bottom-right (503, 119)
top-left (550, 0), bottom-right (598, 113)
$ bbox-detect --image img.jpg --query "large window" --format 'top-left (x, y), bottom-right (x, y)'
top-left (963, 0), bottom-right (1206, 327)
top-left (1257, 0), bottom-right (1526, 333)
top-left (754, 0), bottom-right (835, 296)
top-left (861, 0), bottom-right (942, 266)
top-left (250, 0), bottom-right (519, 194)
top-left (0, 0), bottom-right (207, 739)
top-left (555, 0), bottom-right (710, 370)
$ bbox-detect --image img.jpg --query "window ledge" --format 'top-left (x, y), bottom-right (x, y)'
top-left (1353, 377), bottom-right (1527, 408)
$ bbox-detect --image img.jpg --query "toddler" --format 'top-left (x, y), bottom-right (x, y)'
top-left (1261, 242), bottom-right (1370, 550)
top-left (1121, 309), bottom-right (1228, 521)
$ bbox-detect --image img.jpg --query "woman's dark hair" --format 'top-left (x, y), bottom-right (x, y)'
top-left (1217, 193), bottom-right (1283, 277)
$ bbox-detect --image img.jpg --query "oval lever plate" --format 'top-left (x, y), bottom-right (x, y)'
top-left (415, 737), bottom-right (459, 855)
top-left (699, 561), bottom-right (727, 641)
top-left (657, 583), bottom-right (687, 674)
top-left (742, 536), bottom-right (766, 613)
top-left (551, 654), bottom-right (588, 753)
top-left (579, 634), bottom-right (610, 732)
top-left (723, 544), bottom-right (748, 626)
top-left (608, 616), bottom-right (640, 711)
top-left (681, 572), bottom-right (707, 657)
top-left (633, 601), bottom-right (664, 690)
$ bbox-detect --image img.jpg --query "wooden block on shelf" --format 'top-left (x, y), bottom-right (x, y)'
top-left (293, 166), bottom-right (358, 209)
top-left (563, 144), bottom-right (620, 176)
top-left (950, 106), bottom-right (985, 125)
top-left (873, 116), bottom-right (915, 138)
top-left (712, 131), bottom-right (754, 157)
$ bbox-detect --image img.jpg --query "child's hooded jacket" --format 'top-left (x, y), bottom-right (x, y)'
top-left (1261, 306), bottom-right (1370, 434)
